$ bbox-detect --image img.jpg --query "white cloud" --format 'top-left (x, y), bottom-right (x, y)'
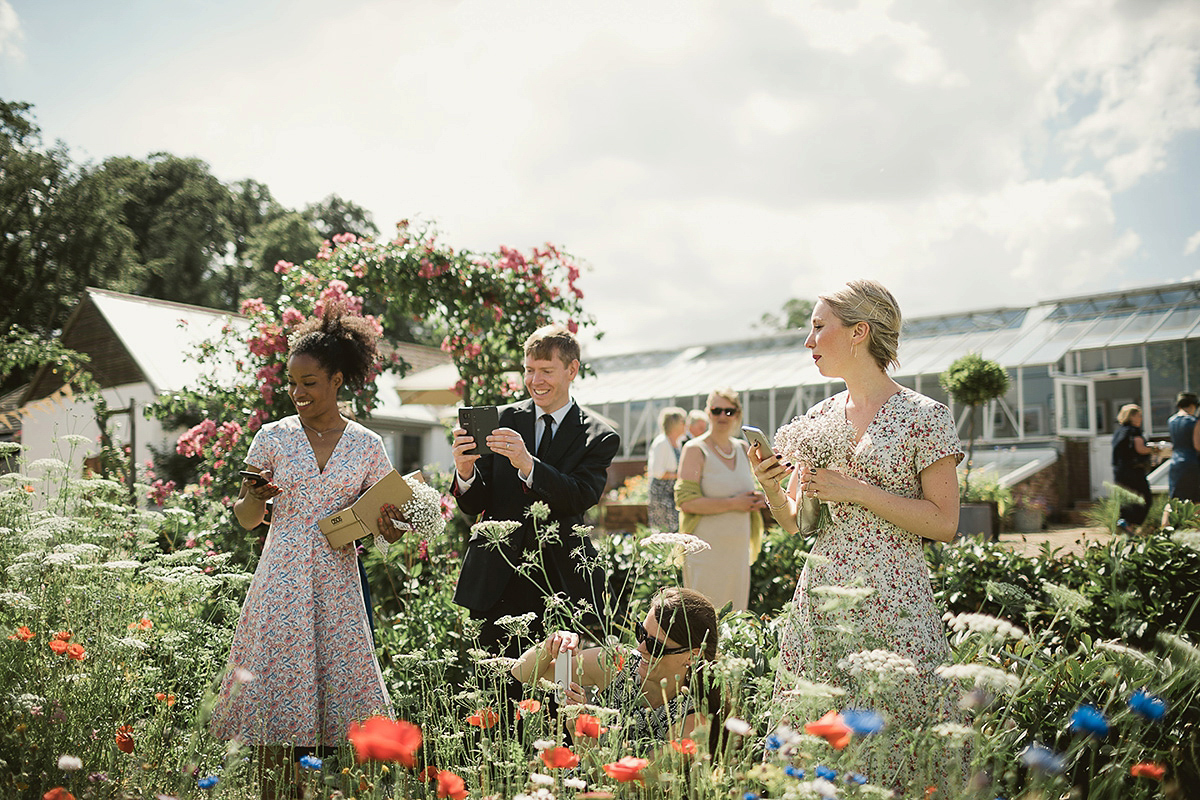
top-left (0, 0), bottom-right (22, 61)
top-left (1186, 231), bottom-right (1200, 256)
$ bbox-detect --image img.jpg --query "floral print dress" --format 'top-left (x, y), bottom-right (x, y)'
top-left (210, 416), bottom-right (393, 746)
top-left (774, 389), bottom-right (964, 789)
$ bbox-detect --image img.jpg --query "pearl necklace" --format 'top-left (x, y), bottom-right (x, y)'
top-left (710, 439), bottom-right (736, 459)
top-left (301, 418), bottom-right (346, 439)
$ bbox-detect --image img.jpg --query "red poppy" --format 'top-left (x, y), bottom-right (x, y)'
top-left (66, 643), bottom-right (85, 661)
top-left (420, 765), bottom-right (440, 782)
top-left (574, 713), bottom-right (608, 738)
top-left (670, 738), bottom-right (698, 755)
top-left (612, 652), bottom-right (625, 672)
top-left (516, 698), bottom-right (542, 718)
top-left (602, 755), bottom-right (649, 784)
top-left (924, 787), bottom-right (937, 798)
top-left (466, 707), bottom-right (499, 729)
top-left (48, 640), bottom-right (68, 656)
top-left (154, 692), bottom-right (176, 705)
top-left (347, 716), bottom-right (422, 767)
top-left (23, 485), bottom-right (34, 493)
top-left (53, 631), bottom-right (72, 641)
top-left (115, 725), bottom-right (135, 754)
top-left (541, 746), bottom-right (580, 769)
top-left (1130, 762), bottom-right (1166, 780)
top-left (129, 619), bottom-right (153, 631)
top-left (8, 626), bottom-right (34, 641)
top-left (43, 789), bottom-right (75, 800)
top-left (805, 710), bottom-right (852, 750)
top-left (436, 769), bottom-right (467, 800)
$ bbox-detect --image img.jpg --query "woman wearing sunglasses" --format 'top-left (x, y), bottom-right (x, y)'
top-left (673, 388), bottom-right (766, 611)
top-left (510, 588), bottom-right (724, 752)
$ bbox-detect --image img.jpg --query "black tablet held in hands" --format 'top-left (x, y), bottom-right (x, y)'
top-left (458, 405), bottom-right (500, 455)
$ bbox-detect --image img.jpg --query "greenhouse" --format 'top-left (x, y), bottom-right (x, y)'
top-left (574, 279), bottom-right (1200, 507)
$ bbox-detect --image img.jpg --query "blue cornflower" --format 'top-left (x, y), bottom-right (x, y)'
top-left (744, 793), bottom-right (760, 800)
top-left (1129, 689), bottom-right (1167, 721)
top-left (841, 709), bottom-right (885, 734)
top-left (1019, 743), bottom-right (1065, 774)
top-left (815, 765), bottom-right (838, 780)
top-left (197, 775), bottom-right (220, 789)
top-left (764, 732), bottom-right (784, 751)
top-left (784, 765), bottom-right (805, 779)
top-left (298, 754), bottom-right (323, 770)
top-left (845, 772), bottom-right (868, 785)
top-left (1068, 704), bottom-right (1109, 737)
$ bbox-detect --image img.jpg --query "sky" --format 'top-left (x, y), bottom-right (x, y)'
top-left (2, 0), bottom-right (1199, 357)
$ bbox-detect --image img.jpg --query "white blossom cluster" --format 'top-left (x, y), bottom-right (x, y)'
top-left (943, 611), bottom-right (1024, 640)
top-left (837, 649), bottom-right (919, 677)
top-left (934, 663), bottom-right (1021, 692)
top-left (931, 722), bottom-right (976, 741)
top-left (513, 790), bottom-right (556, 800)
top-left (494, 612), bottom-right (537, 637)
top-left (642, 531), bottom-right (711, 554)
top-left (398, 478), bottom-right (447, 539)
top-left (1095, 639), bottom-right (1156, 667)
top-left (472, 519), bottom-right (521, 549)
top-left (779, 675), bottom-right (847, 699)
top-left (811, 584), bottom-right (876, 612)
top-left (1041, 581), bottom-right (1092, 612)
top-left (773, 410), bottom-right (859, 470)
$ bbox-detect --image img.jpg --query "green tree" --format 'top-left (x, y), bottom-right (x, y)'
top-left (940, 352), bottom-right (1011, 496)
top-left (304, 193), bottom-right (378, 242)
top-left (756, 297), bottom-right (815, 331)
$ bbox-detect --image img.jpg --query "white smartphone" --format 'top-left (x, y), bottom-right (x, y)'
top-left (554, 648), bottom-right (573, 698)
top-left (742, 425), bottom-right (775, 458)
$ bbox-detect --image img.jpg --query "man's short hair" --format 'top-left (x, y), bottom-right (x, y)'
top-left (523, 324), bottom-right (580, 366)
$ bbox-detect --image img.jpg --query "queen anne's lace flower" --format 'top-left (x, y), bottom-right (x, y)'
top-left (642, 532), bottom-right (711, 554)
top-left (943, 612), bottom-right (1024, 640)
top-left (837, 649), bottom-right (919, 677)
top-left (935, 663), bottom-right (1021, 692)
top-left (811, 584), bottom-right (876, 612)
top-left (472, 520), bottom-right (521, 549)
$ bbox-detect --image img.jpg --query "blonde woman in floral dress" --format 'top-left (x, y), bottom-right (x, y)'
top-left (750, 280), bottom-right (965, 792)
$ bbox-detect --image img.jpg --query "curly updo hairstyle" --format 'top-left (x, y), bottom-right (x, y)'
top-left (288, 304), bottom-right (380, 390)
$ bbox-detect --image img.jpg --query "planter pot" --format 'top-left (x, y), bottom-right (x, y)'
top-left (958, 501), bottom-right (998, 541)
top-left (1012, 507), bottom-right (1045, 533)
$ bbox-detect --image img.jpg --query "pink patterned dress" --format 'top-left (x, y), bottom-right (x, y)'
top-left (210, 416), bottom-right (393, 746)
top-left (774, 389), bottom-right (964, 788)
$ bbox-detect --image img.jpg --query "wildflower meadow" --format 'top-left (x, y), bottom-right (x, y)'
top-left (2, 436), bottom-right (1199, 800)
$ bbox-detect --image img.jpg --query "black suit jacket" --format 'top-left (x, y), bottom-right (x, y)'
top-left (452, 399), bottom-right (620, 619)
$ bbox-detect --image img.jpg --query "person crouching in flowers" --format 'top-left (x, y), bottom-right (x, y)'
top-left (510, 587), bottom-right (727, 754)
top-left (209, 305), bottom-right (423, 800)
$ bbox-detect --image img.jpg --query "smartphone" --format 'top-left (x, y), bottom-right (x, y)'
top-left (458, 405), bottom-right (500, 456)
top-left (741, 425), bottom-right (775, 458)
top-left (554, 648), bottom-right (573, 699)
top-left (239, 470), bottom-right (268, 487)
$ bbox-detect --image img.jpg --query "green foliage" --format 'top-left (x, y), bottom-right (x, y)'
top-left (941, 353), bottom-right (1011, 495)
top-left (756, 297), bottom-right (815, 332)
top-left (960, 472), bottom-right (1014, 518)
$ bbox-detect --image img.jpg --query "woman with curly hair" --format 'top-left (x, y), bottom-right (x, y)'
top-left (210, 306), bottom-right (407, 799)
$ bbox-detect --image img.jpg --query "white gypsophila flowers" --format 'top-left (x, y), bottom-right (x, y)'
top-left (57, 755), bottom-right (83, 771)
top-left (1041, 581), bottom-right (1092, 613)
top-left (811, 584), bottom-right (876, 612)
top-left (780, 676), bottom-right (847, 699)
top-left (400, 478), bottom-right (447, 538)
top-left (935, 663), bottom-right (1021, 693)
top-left (838, 649), bottom-right (919, 678)
top-left (943, 612), bottom-right (1025, 641)
top-left (473, 519), bottom-right (522, 549)
top-left (773, 410), bottom-right (859, 470)
top-left (1095, 640), bottom-right (1157, 667)
top-left (642, 531), bottom-right (711, 554)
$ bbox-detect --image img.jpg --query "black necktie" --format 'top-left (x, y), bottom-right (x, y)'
top-left (536, 414), bottom-right (555, 460)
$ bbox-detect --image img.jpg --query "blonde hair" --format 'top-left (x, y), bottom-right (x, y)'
top-left (706, 387), bottom-right (742, 414)
top-left (819, 279), bottom-right (902, 371)
top-left (658, 406), bottom-right (687, 435)
top-left (1117, 404), bottom-right (1141, 425)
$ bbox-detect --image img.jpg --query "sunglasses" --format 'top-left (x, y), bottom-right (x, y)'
top-left (635, 621), bottom-right (692, 657)
top-left (708, 407), bottom-right (739, 417)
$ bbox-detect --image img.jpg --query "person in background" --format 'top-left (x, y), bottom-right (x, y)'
top-left (1112, 404), bottom-right (1163, 533)
top-left (646, 406), bottom-right (687, 532)
top-left (1168, 392), bottom-right (1200, 502)
top-left (675, 388), bottom-right (766, 612)
top-left (680, 408), bottom-right (709, 445)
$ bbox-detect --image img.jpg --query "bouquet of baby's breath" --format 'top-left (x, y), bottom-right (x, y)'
top-left (773, 411), bottom-right (858, 533)
top-left (399, 476), bottom-right (448, 539)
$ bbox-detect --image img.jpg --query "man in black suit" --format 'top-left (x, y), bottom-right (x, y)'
top-left (451, 325), bottom-right (620, 656)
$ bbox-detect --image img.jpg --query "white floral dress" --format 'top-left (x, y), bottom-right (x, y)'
top-left (774, 389), bottom-right (965, 789)
top-left (210, 416), bottom-right (393, 746)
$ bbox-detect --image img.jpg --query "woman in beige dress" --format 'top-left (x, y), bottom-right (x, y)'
top-left (674, 388), bottom-right (766, 611)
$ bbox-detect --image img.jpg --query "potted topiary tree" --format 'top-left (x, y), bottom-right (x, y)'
top-left (941, 352), bottom-right (1011, 540)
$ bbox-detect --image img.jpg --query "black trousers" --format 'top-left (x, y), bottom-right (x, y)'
top-left (1114, 467), bottom-right (1152, 526)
